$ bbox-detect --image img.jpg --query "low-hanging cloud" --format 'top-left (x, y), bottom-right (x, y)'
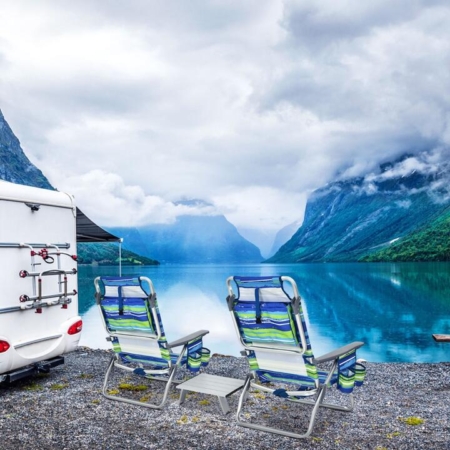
top-left (63, 170), bottom-right (218, 227)
top-left (1, 1), bottom-right (450, 239)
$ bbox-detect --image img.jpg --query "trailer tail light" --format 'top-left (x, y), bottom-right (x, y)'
top-left (0, 340), bottom-right (10, 353)
top-left (68, 320), bottom-right (83, 335)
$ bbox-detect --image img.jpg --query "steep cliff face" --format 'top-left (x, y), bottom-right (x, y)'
top-left (0, 110), bottom-right (53, 190)
top-left (361, 206), bottom-right (450, 262)
top-left (268, 154), bottom-right (450, 262)
top-left (269, 219), bottom-right (303, 257)
top-left (0, 110), bottom-right (154, 263)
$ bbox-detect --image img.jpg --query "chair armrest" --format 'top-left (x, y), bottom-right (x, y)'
top-left (313, 341), bottom-right (364, 365)
top-left (165, 329), bottom-right (209, 349)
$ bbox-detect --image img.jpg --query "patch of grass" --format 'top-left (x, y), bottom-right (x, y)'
top-left (79, 373), bottom-right (94, 379)
top-left (198, 399), bottom-right (210, 406)
top-left (191, 416), bottom-right (200, 423)
top-left (387, 431), bottom-right (401, 439)
top-left (118, 383), bottom-right (148, 392)
top-left (50, 383), bottom-right (69, 390)
top-left (107, 389), bottom-right (119, 395)
top-left (91, 400), bottom-right (100, 405)
top-left (399, 416), bottom-right (424, 426)
top-left (36, 373), bottom-right (50, 379)
top-left (176, 415), bottom-right (189, 425)
top-left (23, 383), bottom-right (43, 391)
top-left (253, 392), bottom-right (266, 399)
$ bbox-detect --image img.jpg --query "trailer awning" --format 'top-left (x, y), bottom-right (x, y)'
top-left (76, 208), bottom-right (121, 243)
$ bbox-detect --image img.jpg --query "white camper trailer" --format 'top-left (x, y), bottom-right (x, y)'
top-left (0, 181), bottom-right (83, 382)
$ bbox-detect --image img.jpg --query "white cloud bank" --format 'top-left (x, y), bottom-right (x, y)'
top-left (64, 170), bottom-right (218, 227)
top-left (1, 0), bottom-right (450, 242)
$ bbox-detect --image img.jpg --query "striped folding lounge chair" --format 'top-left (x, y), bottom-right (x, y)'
top-left (226, 275), bottom-right (366, 439)
top-left (95, 276), bottom-right (210, 409)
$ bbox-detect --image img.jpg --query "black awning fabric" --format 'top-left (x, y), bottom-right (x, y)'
top-left (76, 208), bottom-right (121, 242)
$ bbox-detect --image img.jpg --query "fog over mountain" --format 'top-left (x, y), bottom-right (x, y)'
top-left (2, 1), bottom-right (450, 245)
top-left (0, 111), bottom-right (263, 263)
top-left (269, 150), bottom-right (450, 262)
top-left (108, 215), bottom-right (262, 264)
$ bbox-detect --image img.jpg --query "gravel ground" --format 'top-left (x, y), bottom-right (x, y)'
top-left (1, 348), bottom-right (449, 450)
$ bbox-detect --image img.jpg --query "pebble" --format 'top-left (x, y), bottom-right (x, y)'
top-left (0, 348), bottom-right (449, 449)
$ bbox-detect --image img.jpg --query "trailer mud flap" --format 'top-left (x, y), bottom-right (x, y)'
top-left (0, 356), bottom-right (64, 384)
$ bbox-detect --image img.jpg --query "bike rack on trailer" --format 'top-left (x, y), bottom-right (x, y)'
top-left (0, 242), bottom-right (78, 315)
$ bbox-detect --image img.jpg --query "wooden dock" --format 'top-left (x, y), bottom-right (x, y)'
top-left (432, 334), bottom-right (450, 342)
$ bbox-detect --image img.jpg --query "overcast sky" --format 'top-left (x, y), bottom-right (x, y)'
top-left (1, 0), bottom-right (450, 249)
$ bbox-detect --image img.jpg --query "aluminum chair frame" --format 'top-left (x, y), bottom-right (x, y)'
top-left (226, 275), bottom-right (364, 439)
top-left (95, 276), bottom-right (209, 410)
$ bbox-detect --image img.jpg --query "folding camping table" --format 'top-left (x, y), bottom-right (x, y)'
top-left (177, 373), bottom-right (245, 414)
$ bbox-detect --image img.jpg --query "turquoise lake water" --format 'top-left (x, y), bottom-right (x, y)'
top-left (77, 262), bottom-right (450, 363)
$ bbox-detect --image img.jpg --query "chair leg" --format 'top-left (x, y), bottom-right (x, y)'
top-left (101, 355), bottom-right (178, 409)
top-left (236, 377), bottom-right (330, 439)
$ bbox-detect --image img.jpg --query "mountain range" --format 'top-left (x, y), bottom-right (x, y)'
top-left (268, 154), bottom-right (450, 262)
top-left (108, 214), bottom-right (262, 264)
top-left (2, 108), bottom-right (450, 263)
top-left (0, 110), bottom-right (53, 189)
top-left (0, 110), bottom-right (262, 264)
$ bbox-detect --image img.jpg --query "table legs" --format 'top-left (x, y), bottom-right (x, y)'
top-left (217, 396), bottom-right (230, 414)
top-left (178, 389), bottom-right (231, 414)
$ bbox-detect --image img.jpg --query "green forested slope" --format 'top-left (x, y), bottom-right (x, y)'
top-left (268, 156), bottom-right (450, 263)
top-left (360, 208), bottom-right (450, 262)
top-left (77, 243), bottom-right (159, 265)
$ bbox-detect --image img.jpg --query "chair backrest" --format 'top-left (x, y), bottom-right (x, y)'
top-left (95, 276), bottom-right (171, 365)
top-left (227, 276), bottom-right (319, 386)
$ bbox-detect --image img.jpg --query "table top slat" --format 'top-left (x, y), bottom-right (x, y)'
top-left (176, 373), bottom-right (245, 397)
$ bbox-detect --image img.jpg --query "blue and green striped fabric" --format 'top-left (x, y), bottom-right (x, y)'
top-left (186, 336), bottom-right (211, 372)
top-left (102, 297), bottom-right (157, 334)
top-left (99, 276), bottom-right (210, 373)
top-left (337, 350), bottom-right (367, 393)
top-left (234, 301), bottom-right (299, 346)
top-left (232, 276), bottom-right (365, 394)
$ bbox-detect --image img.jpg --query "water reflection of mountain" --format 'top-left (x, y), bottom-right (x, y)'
top-left (77, 266), bottom-right (105, 315)
top-left (77, 263), bottom-right (450, 362)
top-left (287, 263), bottom-right (450, 362)
top-left (77, 264), bottom-right (249, 315)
